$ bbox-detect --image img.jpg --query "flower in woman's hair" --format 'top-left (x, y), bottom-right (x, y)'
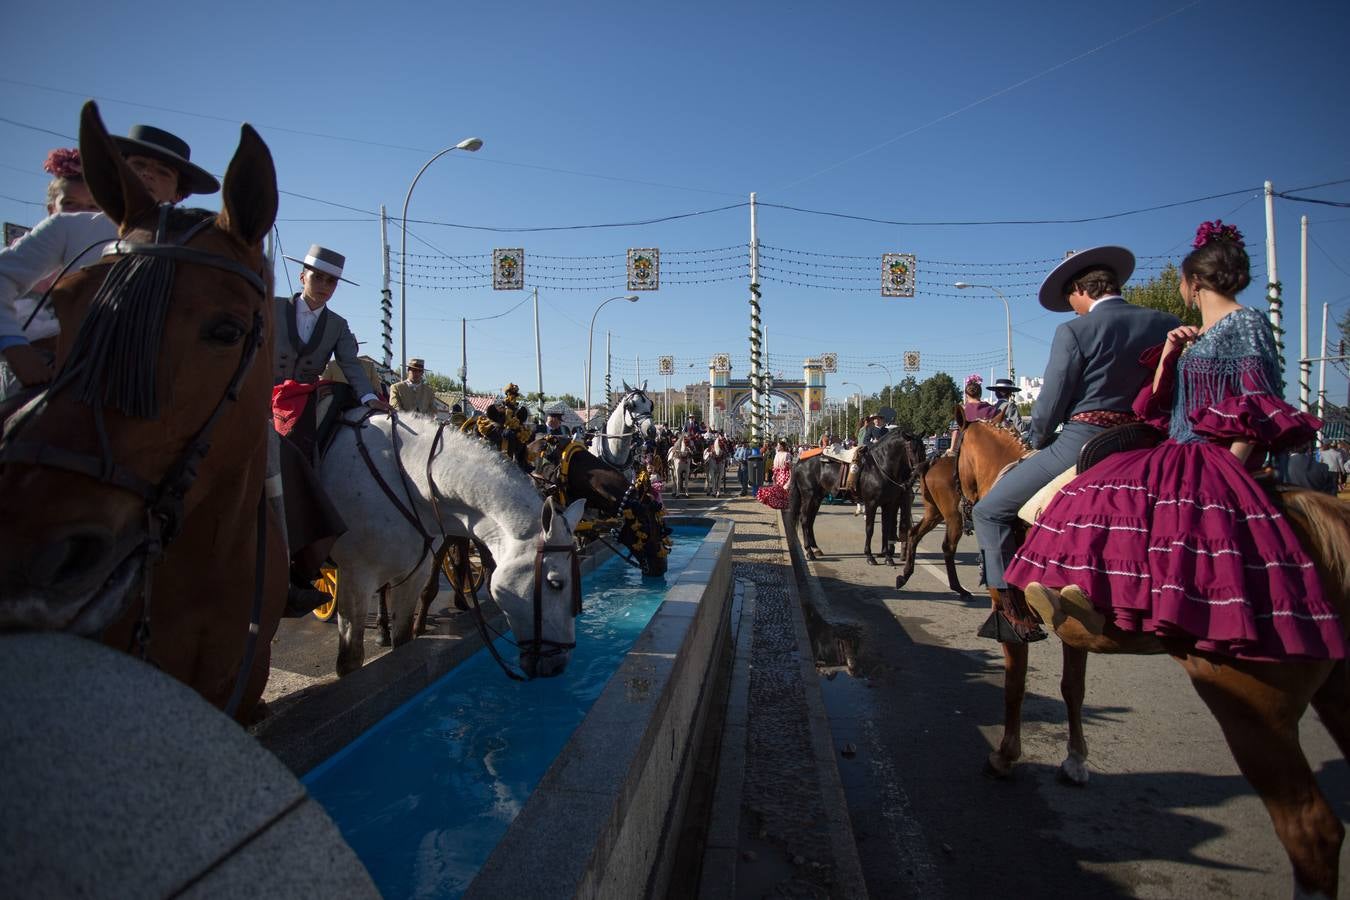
top-left (965, 373), bottom-right (983, 385)
top-left (43, 148), bottom-right (83, 180)
top-left (1193, 219), bottom-right (1245, 250)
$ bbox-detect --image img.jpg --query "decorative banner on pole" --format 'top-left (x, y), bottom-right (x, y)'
top-left (658, 355), bottom-right (674, 375)
top-left (820, 352), bottom-right (838, 374)
top-left (881, 253), bottom-right (916, 298)
top-left (627, 248), bottom-right (660, 291)
top-left (712, 353), bottom-right (731, 373)
top-left (493, 249), bottom-right (524, 290)
top-left (903, 350), bottom-right (921, 372)
top-left (3, 223), bottom-right (31, 246)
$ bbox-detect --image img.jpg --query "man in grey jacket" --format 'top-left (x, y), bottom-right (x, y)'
top-left (971, 247), bottom-right (1177, 641)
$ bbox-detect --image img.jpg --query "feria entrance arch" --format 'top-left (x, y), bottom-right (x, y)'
top-left (702, 354), bottom-right (827, 436)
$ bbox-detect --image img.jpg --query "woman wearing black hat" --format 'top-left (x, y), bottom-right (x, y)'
top-left (0, 117), bottom-right (218, 392)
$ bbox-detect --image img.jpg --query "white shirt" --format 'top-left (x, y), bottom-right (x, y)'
top-left (295, 297), bottom-right (324, 344)
top-left (1088, 294), bottom-right (1123, 314)
top-left (0, 212), bottom-right (117, 346)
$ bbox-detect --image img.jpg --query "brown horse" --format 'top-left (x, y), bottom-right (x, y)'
top-left (0, 103), bottom-right (284, 722)
top-left (894, 453), bottom-right (972, 597)
top-left (953, 413), bottom-right (1350, 896)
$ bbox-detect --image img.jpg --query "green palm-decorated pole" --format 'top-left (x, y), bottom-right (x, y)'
top-left (749, 192), bottom-right (762, 444)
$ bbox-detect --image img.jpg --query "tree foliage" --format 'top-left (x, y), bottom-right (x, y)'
top-left (1123, 263), bottom-right (1200, 327)
top-left (870, 372), bottom-right (960, 436)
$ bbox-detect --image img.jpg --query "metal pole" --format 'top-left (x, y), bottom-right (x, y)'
top-left (748, 192), bottom-right (762, 445)
top-left (1300, 216), bottom-right (1310, 412)
top-left (1264, 180), bottom-right (1283, 354)
top-left (379, 204), bottom-right (393, 371)
top-left (1318, 302), bottom-right (1329, 425)
top-left (604, 331), bottom-right (612, 416)
top-left (533, 287), bottom-right (543, 408)
top-left (460, 317), bottom-right (468, 414)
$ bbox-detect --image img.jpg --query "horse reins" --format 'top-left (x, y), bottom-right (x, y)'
top-left (0, 208), bottom-right (270, 718)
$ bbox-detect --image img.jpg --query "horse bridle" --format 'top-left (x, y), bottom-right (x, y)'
top-left (0, 208), bottom-right (269, 716)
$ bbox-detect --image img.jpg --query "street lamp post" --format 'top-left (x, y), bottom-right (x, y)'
top-left (954, 282), bottom-right (1014, 383)
top-left (840, 380), bottom-right (863, 429)
top-left (400, 136), bottom-right (483, 369)
top-left (586, 295), bottom-right (639, 425)
top-left (867, 361), bottom-right (894, 412)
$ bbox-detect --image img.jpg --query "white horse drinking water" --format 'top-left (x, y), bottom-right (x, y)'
top-left (320, 412), bottom-right (586, 679)
top-left (589, 383), bottom-right (656, 476)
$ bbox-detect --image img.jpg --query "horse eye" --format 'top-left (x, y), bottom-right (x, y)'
top-left (547, 574), bottom-right (565, 590)
top-left (205, 320), bottom-right (246, 345)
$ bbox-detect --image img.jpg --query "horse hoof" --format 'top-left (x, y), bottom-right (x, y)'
top-left (956, 588), bottom-right (974, 599)
top-left (886, 557), bottom-right (896, 567)
top-left (985, 751), bottom-right (1015, 779)
top-left (377, 631), bottom-right (392, 648)
top-left (895, 575), bottom-right (908, 589)
top-left (1058, 753), bottom-right (1090, 786)
top-left (866, 556), bottom-right (878, 566)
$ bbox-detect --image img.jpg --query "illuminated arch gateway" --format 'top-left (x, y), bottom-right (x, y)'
top-left (704, 356), bottom-right (826, 435)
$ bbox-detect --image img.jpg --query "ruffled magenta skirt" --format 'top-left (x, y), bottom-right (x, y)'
top-left (1005, 439), bottom-right (1345, 661)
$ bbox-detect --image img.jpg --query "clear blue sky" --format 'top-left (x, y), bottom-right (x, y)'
top-left (3, 0), bottom-right (1348, 412)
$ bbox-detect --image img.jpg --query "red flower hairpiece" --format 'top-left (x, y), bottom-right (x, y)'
top-left (42, 148), bottom-right (83, 180)
top-left (965, 373), bottom-right (983, 385)
top-left (1193, 219), bottom-right (1244, 250)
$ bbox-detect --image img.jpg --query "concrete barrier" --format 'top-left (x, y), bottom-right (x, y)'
top-left (467, 517), bottom-right (735, 899)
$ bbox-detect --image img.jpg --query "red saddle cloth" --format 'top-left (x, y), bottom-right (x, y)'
top-left (271, 379), bottom-right (339, 437)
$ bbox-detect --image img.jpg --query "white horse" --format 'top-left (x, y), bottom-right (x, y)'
top-left (320, 413), bottom-right (587, 679)
top-left (702, 434), bottom-right (730, 497)
top-left (589, 382), bottom-right (656, 474)
top-left (667, 433), bottom-right (694, 498)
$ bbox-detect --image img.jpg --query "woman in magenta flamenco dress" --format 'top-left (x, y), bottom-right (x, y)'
top-left (1006, 221), bottom-right (1345, 661)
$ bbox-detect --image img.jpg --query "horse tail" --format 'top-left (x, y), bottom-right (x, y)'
top-left (788, 468), bottom-right (801, 525)
top-left (1279, 487), bottom-right (1350, 631)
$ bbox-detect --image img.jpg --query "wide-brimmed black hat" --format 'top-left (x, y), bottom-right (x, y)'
top-left (283, 244), bottom-right (359, 286)
top-left (111, 124), bottom-right (219, 196)
top-left (1038, 246), bottom-right (1135, 312)
top-left (989, 377), bottom-right (1019, 394)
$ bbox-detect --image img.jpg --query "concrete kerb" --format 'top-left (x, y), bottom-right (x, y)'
top-left (467, 517), bottom-right (735, 899)
top-left (775, 508), bottom-right (870, 899)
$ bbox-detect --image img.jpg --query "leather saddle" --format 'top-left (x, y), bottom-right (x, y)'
top-left (1017, 423), bottom-right (1163, 525)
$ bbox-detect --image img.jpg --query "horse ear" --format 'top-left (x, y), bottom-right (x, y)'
top-left (641, 379), bottom-right (648, 391)
top-left (561, 498), bottom-right (587, 534)
top-left (78, 100), bottom-right (157, 233)
top-left (953, 404), bottom-right (967, 429)
top-left (217, 123), bottom-right (277, 247)
top-left (991, 409), bottom-right (1006, 426)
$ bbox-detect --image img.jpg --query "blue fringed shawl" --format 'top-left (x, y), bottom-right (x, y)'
top-left (1169, 307), bottom-right (1282, 445)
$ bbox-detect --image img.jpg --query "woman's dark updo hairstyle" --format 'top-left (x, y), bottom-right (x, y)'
top-left (964, 381), bottom-right (982, 400)
top-left (1182, 219), bottom-right (1250, 296)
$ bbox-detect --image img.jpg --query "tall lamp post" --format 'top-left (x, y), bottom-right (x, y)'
top-left (867, 361), bottom-right (894, 412)
top-left (840, 380), bottom-right (863, 429)
top-left (400, 136), bottom-right (483, 369)
top-left (586, 295), bottom-right (639, 425)
top-left (954, 282), bottom-right (1014, 382)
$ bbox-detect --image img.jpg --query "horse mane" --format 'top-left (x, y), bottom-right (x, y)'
top-left (52, 208), bottom-right (221, 419)
top-left (407, 419), bottom-right (543, 540)
top-left (969, 419), bottom-right (1029, 454)
top-left (1278, 488), bottom-right (1350, 621)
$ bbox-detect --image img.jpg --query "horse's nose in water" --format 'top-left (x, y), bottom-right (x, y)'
top-left (521, 652), bottom-right (570, 679)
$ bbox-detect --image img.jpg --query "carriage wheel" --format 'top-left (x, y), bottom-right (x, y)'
top-left (311, 565), bottom-right (339, 622)
top-left (442, 542), bottom-right (487, 596)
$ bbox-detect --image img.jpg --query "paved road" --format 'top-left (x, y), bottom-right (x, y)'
top-left (800, 501), bottom-right (1349, 899)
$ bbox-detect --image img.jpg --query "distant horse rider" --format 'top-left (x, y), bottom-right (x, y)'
top-left (843, 413), bottom-right (888, 503)
top-left (537, 410), bottom-right (570, 437)
top-left (970, 246), bottom-right (1177, 642)
top-left (988, 377), bottom-right (1027, 435)
top-left (390, 357), bottom-right (436, 415)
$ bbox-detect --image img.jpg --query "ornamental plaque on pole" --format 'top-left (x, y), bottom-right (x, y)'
top-left (903, 351), bottom-right (921, 372)
top-left (881, 253), bottom-right (916, 298)
top-left (493, 249), bottom-right (524, 290)
top-left (658, 355), bottom-right (674, 376)
top-left (712, 353), bottom-right (731, 373)
top-left (627, 248), bottom-right (660, 291)
top-left (820, 352), bottom-right (837, 374)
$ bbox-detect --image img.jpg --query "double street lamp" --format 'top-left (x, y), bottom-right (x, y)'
top-left (840, 380), bottom-right (863, 428)
top-left (585, 295), bottom-right (639, 424)
top-left (399, 136), bottom-right (484, 373)
top-left (954, 282), bottom-right (1014, 383)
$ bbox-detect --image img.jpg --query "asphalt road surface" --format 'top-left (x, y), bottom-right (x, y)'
top-left (801, 500), bottom-right (1349, 899)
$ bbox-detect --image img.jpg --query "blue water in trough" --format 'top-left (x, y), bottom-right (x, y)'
top-left (304, 524), bottom-right (712, 898)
